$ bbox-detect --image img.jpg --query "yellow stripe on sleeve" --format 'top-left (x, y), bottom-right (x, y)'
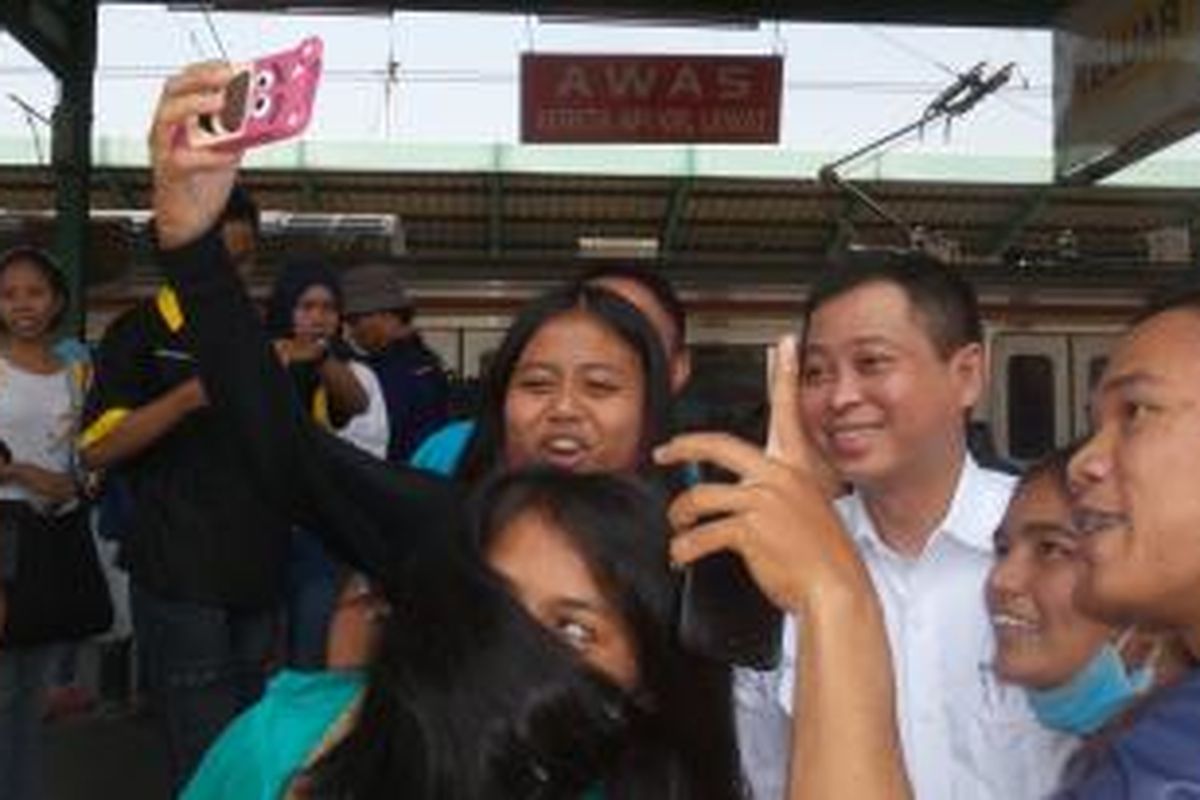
top-left (79, 408), bottom-right (131, 450)
top-left (312, 387), bottom-right (331, 429)
top-left (155, 287), bottom-right (185, 333)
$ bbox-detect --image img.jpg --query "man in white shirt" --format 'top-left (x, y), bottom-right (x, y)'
top-left (737, 252), bottom-right (1073, 799)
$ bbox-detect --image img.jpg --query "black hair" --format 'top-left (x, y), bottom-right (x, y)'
top-left (219, 184), bottom-right (260, 234)
top-left (804, 249), bottom-right (983, 358)
top-left (455, 285), bottom-right (673, 484)
top-left (993, 446), bottom-right (1076, 556)
top-left (302, 468), bottom-right (742, 799)
top-left (302, 540), bottom-right (631, 799)
top-left (471, 468), bottom-right (743, 800)
top-left (1015, 445), bottom-right (1075, 496)
top-left (264, 255), bottom-right (343, 339)
top-left (573, 263), bottom-right (687, 355)
top-left (1137, 284), bottom-right (1200, 325)
top-left (0, 245), bottom-right (70, 332)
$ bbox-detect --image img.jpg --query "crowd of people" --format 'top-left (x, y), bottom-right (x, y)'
top-left (0, 58), bottom-right (1198, 799)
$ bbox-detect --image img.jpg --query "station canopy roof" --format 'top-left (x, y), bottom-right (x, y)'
top-left (108, 2), bottom-right (1072, 30)
top-left (8, 2), bottom-right (1190, 304)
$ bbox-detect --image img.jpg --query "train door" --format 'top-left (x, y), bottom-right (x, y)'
top-left (990, 334), bottom-right (1071, 465)
top-left (989, 332), bottom-right (1119, 465)
top-left (462, 329), bottom-right (506, 378)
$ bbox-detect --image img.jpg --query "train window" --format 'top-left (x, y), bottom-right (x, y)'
top-left (1007, 354), bottom-right (1056, 461)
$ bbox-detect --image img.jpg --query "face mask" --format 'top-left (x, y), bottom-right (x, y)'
top-left (1025, 632), bottom-right (1156, 736)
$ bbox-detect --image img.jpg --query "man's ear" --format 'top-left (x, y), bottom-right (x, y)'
top-left (950, 342), bottom-right (985, 411)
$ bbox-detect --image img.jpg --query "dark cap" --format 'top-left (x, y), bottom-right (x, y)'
top-left (341, 263), bottom-right (413, 316)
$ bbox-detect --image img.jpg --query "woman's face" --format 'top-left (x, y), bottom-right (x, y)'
top-left (0, 260), bottom-right (62, 341)
top-left (292, 284), bottom-right (339, 342)
top-left (503, 310), bottom-right (646, 474)
top-left (986, 471), bottom-right (1114, 689)
top-left (487, 506), bottom-right (639, 690)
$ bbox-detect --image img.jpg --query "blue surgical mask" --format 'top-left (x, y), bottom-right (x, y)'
top-left (1025, 637), bottom-right (1155, 736)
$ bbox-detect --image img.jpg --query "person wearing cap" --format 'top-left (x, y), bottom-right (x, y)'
top-left (341, 263), bottom-right (449, 465)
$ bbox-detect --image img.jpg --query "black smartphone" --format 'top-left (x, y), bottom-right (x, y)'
top-left (677, 463), bottom-right (783, 670)
top-left (0, 438), bottom-right (11, 465)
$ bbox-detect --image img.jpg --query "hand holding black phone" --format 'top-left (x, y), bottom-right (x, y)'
top-left (668, 336), bottom-right (811, 670)
top-left (677, 462), bottom-right (783, 670)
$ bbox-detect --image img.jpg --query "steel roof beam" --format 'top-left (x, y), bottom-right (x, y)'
top-left (488, 172), bottom-right (504, 256)
top-left (986, 186), bottom-right (1052, 259)
top-left (1, 0), bottom-right (73, 78)
top-left (660, 177), bottom-right (693, 258)
top-left (115, 1), bottom-right (1069, 29)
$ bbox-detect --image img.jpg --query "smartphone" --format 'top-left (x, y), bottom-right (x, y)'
top-left (677, 465), bottom-right (783, 670)
top-left (187, 36), bottom-right (323, 152)
top-left (0, 438), bottom-right (10, 465)
top-left (680, 551), bottom-right (783, 670)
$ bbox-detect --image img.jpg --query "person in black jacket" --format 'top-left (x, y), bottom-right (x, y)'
top-left (80, 185), bottom-right (291, 790)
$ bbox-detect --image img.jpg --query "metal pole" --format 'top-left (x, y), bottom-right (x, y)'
top-left (50, 1), bottom-right (97, 339)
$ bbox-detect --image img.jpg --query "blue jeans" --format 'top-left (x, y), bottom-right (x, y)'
top-left (131, 584), bottom-right (278, 792)
top-left (0, 645), bottom-right (53, 800)
top-left (285, 528), bottom-right (338, 670)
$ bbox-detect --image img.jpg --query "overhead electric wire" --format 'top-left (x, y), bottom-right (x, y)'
top-left (858, 24), bottom-right (1051, 124)
top-left (200, 5), bottom-right (230, 63)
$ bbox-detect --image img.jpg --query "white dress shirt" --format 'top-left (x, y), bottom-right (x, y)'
top-left (736, 456), bottom-right (1076, 800)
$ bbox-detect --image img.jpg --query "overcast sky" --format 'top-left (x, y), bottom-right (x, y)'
top-left (0, 5), bottom-right (1197, 183)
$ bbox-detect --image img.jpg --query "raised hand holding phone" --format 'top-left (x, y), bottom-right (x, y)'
top-left (152, 39), bottom-right (322, 251)
top-left (655, 335), bottom-right (870, 621)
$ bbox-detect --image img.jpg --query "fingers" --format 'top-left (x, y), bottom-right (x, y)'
top-left (160, 61), bottom-right (235, 103)
top-left (654, 431), bottom-right (776, 480)
top-left (149, 63), bottom-right (235, 159)
top-left (666, 481), bottom-right (765, 531)
top-left (163, 146), bottom-right (241, 174)
top-left (154, 90), bottom-right (224, 133)
top-left (670, 515), bottom-right (745, 567)
top-left (766, 334), bottom-right (810, 471)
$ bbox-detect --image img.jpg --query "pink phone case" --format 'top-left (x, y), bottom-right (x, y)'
top-left (187, 36), bottom-right (323, 151)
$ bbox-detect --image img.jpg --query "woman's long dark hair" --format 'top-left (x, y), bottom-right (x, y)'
top-left (301, 534), bottom-right (633, 798)
top-left (473, 469), bottom-right (744, 800)
top-left (455, 285), bottom-right (673, 484)
top-left (302, 468), bottom-right (743, 799)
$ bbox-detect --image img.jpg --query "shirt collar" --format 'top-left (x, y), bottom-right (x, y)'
top-left (841, 454), bottom-right (997, 555)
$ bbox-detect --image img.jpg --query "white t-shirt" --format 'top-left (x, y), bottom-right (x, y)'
top-left (736, 456), bottom-right (1076, 800)
top-left (336, 361), bottom-right (390, 461)
top-left (0, 355), bottom-right (79, 510)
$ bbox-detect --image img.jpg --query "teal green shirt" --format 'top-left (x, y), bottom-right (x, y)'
top-left (182, 669), bottom-right (364, 800)
top-left (184, 667), bottom-right (607, 800)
